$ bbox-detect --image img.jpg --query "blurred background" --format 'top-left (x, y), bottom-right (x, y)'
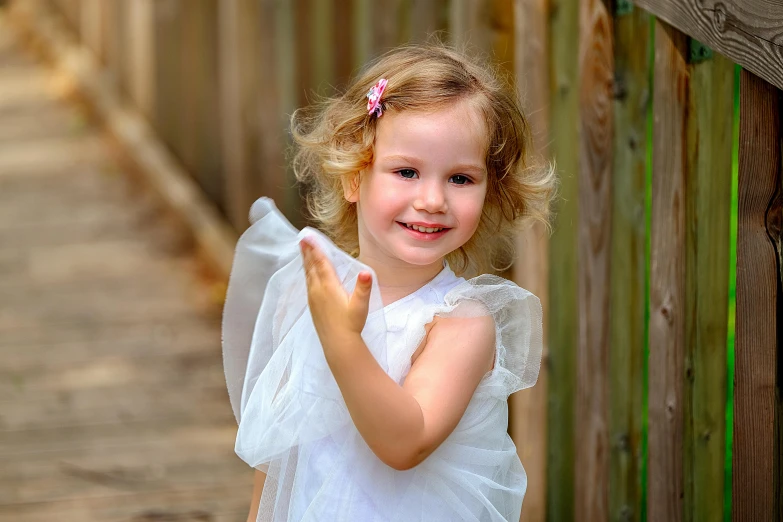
top-left (2, 0), bottom-right (781, 521)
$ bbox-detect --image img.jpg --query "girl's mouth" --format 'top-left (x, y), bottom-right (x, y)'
top-left (397, 221), bottom-right (450, 240)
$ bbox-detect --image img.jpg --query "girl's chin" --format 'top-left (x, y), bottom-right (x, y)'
top-left (391, 250), bottom-right (450, 268)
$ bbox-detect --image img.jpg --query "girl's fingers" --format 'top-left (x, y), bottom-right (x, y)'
top-left (300, 238), bottom-right (339, 288)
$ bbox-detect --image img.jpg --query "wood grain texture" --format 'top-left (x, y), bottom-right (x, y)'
top-left (410, 0), bottom-right (449, 43)
top-left (449, 0), bottom-right (514, 66)
top-left (633, 0), bottom-right (783, 92)
top-left (609, 6), bottom-right (649, 522)
top-left (78, 0), bottom-right (100, 59)
top-left (218, 0), bottom-right (256, 230)
top-left (151, 0), bottom-right (183, 160)
top-left (684, 51), bottom-right (733, 522)
top-left (274, 0), bottom-right (303, 225)
top-left (125, 0), bottom-right (154, 118)
top-left (178, 0), bottom-right (223, 207)
top-left (648, 20), bottom-right (688, 522)
top-left (732, 67), bottom-right (782, 522)
top-left (546, 0), bottom-right (580, 519)
top-left (576, 1), bottom-right (613, 520)
top-left (219, 0), bottom-right (287, 231)
top-left (510, 0), bottom-right (550, 520)
top-left (353, 0), bottom-right (372, 69)
top-left (333, 0), bottom-right (355, 85)
top-left (372, 0), bottom-right (406, 52)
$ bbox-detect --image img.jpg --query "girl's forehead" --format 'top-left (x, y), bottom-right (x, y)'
top-left (374, 102), bottom-right (489, 159)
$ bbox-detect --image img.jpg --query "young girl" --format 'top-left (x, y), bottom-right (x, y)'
top-left (222, 43), bottom-right (555, 522)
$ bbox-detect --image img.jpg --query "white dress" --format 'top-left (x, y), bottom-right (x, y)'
top-left (222, 197), bottom-right (543, 522)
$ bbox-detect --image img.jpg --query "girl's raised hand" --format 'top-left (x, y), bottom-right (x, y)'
top-left (299, 238), bottom-right (373, 346)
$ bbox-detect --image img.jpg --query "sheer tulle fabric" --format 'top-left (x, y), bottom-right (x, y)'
top-left (222, 198), bottom-right (543, 521)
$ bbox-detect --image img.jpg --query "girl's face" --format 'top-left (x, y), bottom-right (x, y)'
top-left (345, 99), bottom-right (488, 271)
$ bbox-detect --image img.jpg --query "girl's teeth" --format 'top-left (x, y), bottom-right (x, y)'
top-left (406, 223), bottom-right (443, 233)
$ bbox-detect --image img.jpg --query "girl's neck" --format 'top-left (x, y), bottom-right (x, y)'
top-left (357, 254), bottom-right (445, 307)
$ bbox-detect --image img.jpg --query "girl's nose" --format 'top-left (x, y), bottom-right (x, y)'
top-left (413, 180), bottom-right (448, 213)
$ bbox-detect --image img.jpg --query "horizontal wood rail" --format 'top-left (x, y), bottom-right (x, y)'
top-left (634, 0), bottom-right (783, 91)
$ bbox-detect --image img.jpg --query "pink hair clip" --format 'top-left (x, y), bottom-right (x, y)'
top-left (366, 78), bottom-right (388, 118)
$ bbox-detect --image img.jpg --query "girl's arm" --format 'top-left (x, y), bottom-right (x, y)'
top-left (246, 469), bottom-right (266, 522)
top-left (324, 314), bottom-right (495, 471)
top-left (299, 239), bottom-right (495, 471)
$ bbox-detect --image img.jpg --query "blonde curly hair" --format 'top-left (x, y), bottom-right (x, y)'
top-left (292, 42), bottom-right (557, 277)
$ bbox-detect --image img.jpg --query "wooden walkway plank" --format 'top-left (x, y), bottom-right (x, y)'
top-left (0, 10), bottom-right (251, 520)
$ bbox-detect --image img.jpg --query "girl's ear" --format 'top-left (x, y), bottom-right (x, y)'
top-left (341, 173), bottom-right (360, 203)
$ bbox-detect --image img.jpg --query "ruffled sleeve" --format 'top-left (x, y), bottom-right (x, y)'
top-left (434, 275), bottom-right (543, 397)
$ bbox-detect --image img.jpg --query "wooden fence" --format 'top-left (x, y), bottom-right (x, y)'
top-left (28, 0), bottom-right (782, 520)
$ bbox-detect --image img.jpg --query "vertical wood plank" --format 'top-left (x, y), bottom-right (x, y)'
top-left (294, 0), bottom-right (313, 108)
top-left (410, 0), bottom-right (448, 43)
top-left (152, 0), bottom-right (183, 156)
top-left (732, 68), bottom-right (782, 522)
top-left (648, 20), bottom-right (688, 522)
top-left (546, 0), bottom-right (580, 519)
top-left (684, 50), bottom-right (734, 522)
top-left (102, 0), bottom-right (124, 92)
top-left (276, 0), bottom-right (303, 225)
top-left (126, 0), bottom-right (155, 118)
top-left (372, 0), bottom-right (406, 53)
top-left (178, 0), bottom-right (222, 206)
top-left (353, 0), bottom-right (372, 69)
top-left (449, 0), bottom-right (489, 50)
top-left (332, 0), bottom-right (355, 86)
top-left (610, 6), bottom-right (649, 522)
top-left (219, 0), bottom-right (294, 225)
top-left (449, 0), bottom-right (513, 66)
top-left (511, 0), bottom-right (550, 519)
top-left (256, 0), bottom-right (290, 215)
top-left (576, 1), bottom-right (613, 520)
top-left (79, 0), bottom-right (100, 57)
top-left (311, 0), bottom-right (333, 97)
top-left (219, 0), bottom-right (261, 230)
top-left (98, 0), bottom-right (113, 67)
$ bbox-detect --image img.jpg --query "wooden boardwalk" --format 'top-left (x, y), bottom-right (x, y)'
top-left (0, 14), bottom-right (252, 522)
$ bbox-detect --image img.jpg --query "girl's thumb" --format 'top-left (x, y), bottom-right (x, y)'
top-left (350, 271), bottom-right (372, 313)
top-left (356, 271), bottom-right (372, 293)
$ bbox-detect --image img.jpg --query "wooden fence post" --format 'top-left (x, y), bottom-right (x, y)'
top-left (648, 19), bottom-right (688, 522)
top-left (609, 6), bottom-right (649, 522)
top-left (178, 0), bottom-right (222, 206)
top-left (732, 68), bottom-right (782, 522)
top-left (576, 0), bottom-right (614, 519)
top-left (219, 0), bottom-right (260, 230)
top-left (546, 0), bottom-right (580, 518)
top-left (683, 48), bottom-right (733, 522)
top-left (126, 0), bottom-right (155, 119)
top-left (648, 21), bottom-right (735, 522)
top-left (511, 0), bottom-right (550, 519)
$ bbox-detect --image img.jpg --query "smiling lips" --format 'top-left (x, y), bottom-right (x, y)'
top-left (397, 221), bottom-right (450, 239)
top-left (403, 222), bottom-right (446, 233)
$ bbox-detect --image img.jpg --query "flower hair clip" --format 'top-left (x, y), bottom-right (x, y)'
top-left (366, 78), bottom-right (388, 118)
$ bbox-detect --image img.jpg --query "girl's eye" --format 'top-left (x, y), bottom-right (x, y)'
top-left (450, 175), bottom-right (472, 185)
top-left (396, 169), bottom-right (418, 179)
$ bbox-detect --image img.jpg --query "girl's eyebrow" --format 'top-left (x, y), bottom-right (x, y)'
top-left (381, 155), bottom-right (486, 176)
